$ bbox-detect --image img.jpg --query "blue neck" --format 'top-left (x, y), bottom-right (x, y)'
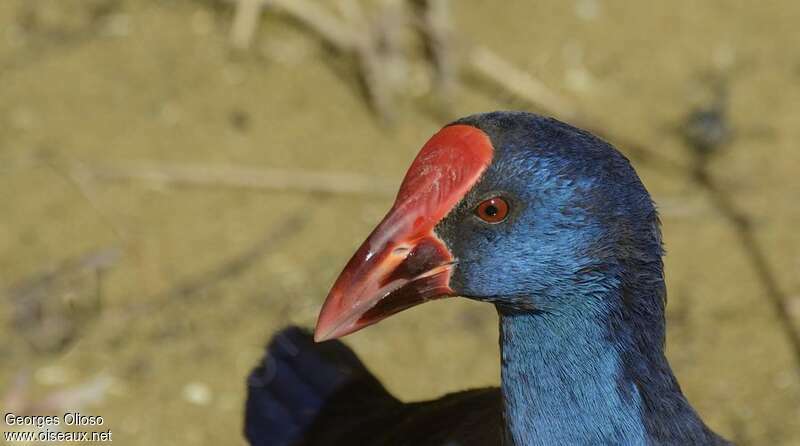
top-left (497, 293), bottom-right (723, 446)
top-left (499, 303), bottom-right (647, 446)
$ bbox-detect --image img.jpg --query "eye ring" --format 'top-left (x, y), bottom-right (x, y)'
top-left (475, 197), bottom-right (509, 224)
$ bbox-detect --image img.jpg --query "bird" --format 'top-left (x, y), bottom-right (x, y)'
top-left (244, 111), bottom-right (731, 446)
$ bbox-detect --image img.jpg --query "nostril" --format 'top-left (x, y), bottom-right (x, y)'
top-left (392, 246), bottom-right (411, 256)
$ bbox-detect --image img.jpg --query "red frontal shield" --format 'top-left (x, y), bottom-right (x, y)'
top-left (314, 125), bottom-right (494, 341)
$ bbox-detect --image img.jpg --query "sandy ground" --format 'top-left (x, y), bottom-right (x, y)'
top-left (1, 0), bottom-right (799, 444)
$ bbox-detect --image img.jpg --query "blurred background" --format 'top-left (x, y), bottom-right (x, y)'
top-left (2, 0), bottom-right (799, 444)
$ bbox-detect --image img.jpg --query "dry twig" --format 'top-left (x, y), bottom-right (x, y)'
top-left (468, 45), bottom-right (579, 121)
top-left (466, 45), bottom-right (687, 173)
top-left (265, 0), bottom-right (358, 50)
top-left (70, 160), bottom-right (398, 197)
top-left (413, 0), bottom-right (458, 98)
top-left (8, 247), bottom-right (120, 353)
top-left (64, 158), bottom-right (720, 218)
top-left (230, 0), bottom-right (399, 121)
top-left (230, 0), bottom-right (265, 50)
top-left (694, 165), bottom-right (800, 373)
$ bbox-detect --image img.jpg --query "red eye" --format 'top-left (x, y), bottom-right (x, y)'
top-left (475, 197), bottom-right (509, 223)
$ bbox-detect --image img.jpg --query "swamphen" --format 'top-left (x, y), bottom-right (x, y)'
top-left (245, 112), bottom-right (730, 445)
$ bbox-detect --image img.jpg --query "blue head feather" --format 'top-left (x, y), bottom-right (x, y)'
top-left (435, 112), bottom-right (728, 445)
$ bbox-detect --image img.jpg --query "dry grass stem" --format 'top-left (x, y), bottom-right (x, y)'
top-left (230, 0), bottom-right (265, 49)
top-left (71, 161), bottom-right (398, 197)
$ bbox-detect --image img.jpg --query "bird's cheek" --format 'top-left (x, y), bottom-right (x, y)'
top-left (447, 260), bottom-right (492, 299)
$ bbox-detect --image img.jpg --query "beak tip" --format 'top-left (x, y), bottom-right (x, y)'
top-left (312, 322), bottom-right (327, 342)
top-left (312, 331), bottom-right (327, 343)
top-left (313, 301), bottom-right (333, 342)
top-left (313, 318), bottom-right (337, 343)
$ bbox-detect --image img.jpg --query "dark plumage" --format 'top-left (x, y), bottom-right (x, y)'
top-left (245, 112), bottom-right (731, 445)
top-left (245, 327), bottom-right (502, 446)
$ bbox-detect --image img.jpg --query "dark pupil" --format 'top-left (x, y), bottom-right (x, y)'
top-left (484, 205), bottom-right (499, 217)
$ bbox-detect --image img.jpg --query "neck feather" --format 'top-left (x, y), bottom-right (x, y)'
top-left (497, 284), bottom-right (726, 446)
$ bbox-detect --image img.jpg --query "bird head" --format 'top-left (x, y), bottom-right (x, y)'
top-left (315, 111), bottom-right (663, 342)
